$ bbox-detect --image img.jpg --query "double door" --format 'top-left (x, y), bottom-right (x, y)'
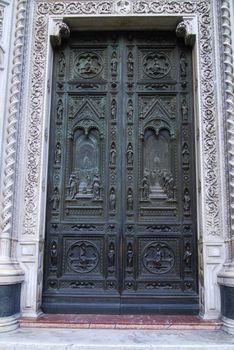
top-left (42, 31), bottom-right (198, 314)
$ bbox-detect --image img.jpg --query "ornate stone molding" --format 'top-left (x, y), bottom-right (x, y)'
top-left (50, 19), bottom-right (70, 47)
top-left (176, 18), bottom-right (196, 47)
top-left (1, 0), bottom-right (28, 249)
top-left (220, 0), bottom-right (234, 259)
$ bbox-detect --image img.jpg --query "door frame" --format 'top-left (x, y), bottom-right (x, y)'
top-left (17, 3), bottom-right (226, 320)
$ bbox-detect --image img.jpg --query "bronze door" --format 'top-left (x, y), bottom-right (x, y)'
top-left (42, 31), bottom-right (198, 314)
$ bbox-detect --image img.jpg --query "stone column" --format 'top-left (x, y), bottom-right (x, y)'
top-left (0, 0), bottom-right (26, 332)
top-left (217, 0), bottom-right (234, 335)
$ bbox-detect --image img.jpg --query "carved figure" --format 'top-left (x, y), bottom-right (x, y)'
top-left (184, 189), bottom-right (191, 211)
top-left (110, 142), bottom-right (117, 165)
top-left (141, 174), bottom-right (150, 199)
top-left (182, 142), bottom-right (190, 164)
top-left (127, 52), bottom-right (134, 75)
top-left (111, 98), bottom-right (117, 120)
top-left (92, 174), bottom-right (101, 200)
top-left (50, 240), bottom-right (58, 266)
top-left (127, 243), bottom-right (134, 268)
top-left (143, 52), bottom-right (171, 78)
top-left (168, 174), bottom-right (175, 199)
top-left (51, 187), bottom-right (60, 210)
top-left (109, 187), bottom-right (116, 212)
top-left (127, 99), bottom-right (133, 122)
top-left (126, 143), bottom-right (134, 166)
top-left (57, 99), bottom-right (63, 121)
top-left (127, 188), bottom-right (133, 212)
top-left (180, 52), bottom-right (187, 77)
top-left (154, 245), bottom-right (163, 267)
top-left (76, 52), bottom-right (102, 78)
top-left (69, 174), bottom-right (79, 199)
top-left (58, 51), bottom-right (65, 75)
top-left (184, 243), bottom-right (192, 268)
top-left (55, 142), bottom-right (62, 164)
top-left (108, 242), bottom-right (115, 268)
top-left (111, 52), bottom-right (118, 75)
top-left (181, 98), bottom-right (188, 120)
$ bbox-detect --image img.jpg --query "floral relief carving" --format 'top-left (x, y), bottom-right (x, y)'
top-left (23, 0), bottom-right (220, 238)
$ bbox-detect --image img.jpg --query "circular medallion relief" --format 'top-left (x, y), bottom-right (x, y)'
top-left (143, 52), bottom-right (171, 79)
top-left (74, 52), bottom-right (103, 79)
top-left (67, 240), bottom-right (99, 273)
top-left (143, 242), bottom-right (174, 274)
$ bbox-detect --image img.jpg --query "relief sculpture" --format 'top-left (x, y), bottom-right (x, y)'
top-left (67, 241), bottom-right (99, 273)
top-left (109, 187), bottom-right (116, 212)
top-left (143, 52), bottom-right (171, 79)
top-left (111, 51), bottom-right (118, 76)
top-left (142, 129), bottom-right (174, 200)
top-left (74, 52), bottom-right (103, 78)
top-left (180, 52), bottom-right (187, 77)
top-left (58, 51), bottom-right (65, 76)
top-left (68, 128), bottom-right (102, 200)
top-left (108, 242), bottom-right (115, 271)
top-left (127, 51), bottom-right (134, 76)
top-left (127, 99), bottom-right (133, 123)
top-left (127, 187), bottom-right (133, 212)
top-left (110, 142), bottom-right (117, 166)
top-left (143, 242), bottom-right (174, 274)
top-left (51, 187), bottom-right (60, 210)
top-left (126, 142), bottom-right (134, 166)
top-left (56, 99), bottom-right (63, 121)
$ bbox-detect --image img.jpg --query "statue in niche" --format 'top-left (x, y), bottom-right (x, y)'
top-left (184, 243), bottom-right (192, 268)
top-left (109, 187), bottom-right (116, 212)
top-left (108, 242), bottom-right (115, 269)
top-left (127, 99), bottom-right (133, 122)
top-left (127, 188), bottom-right (133, 212)
top-left (182, 142), bottom-right (190, 164)
top-left (111, 51), bottom-right (118, 76)
top-left (110, 142), bottom-right (117, 166)
top-left (50, 240), bottom-right (58, 267)
top-left (168, 174), bottom-right (175, 199)
top-left (55, 142), bottom-right (62, 164)
top-left (181, 99), bottom-right (188, 121)
top-left (92, 173), bottom-right (101, 200)
top-left (180, 52), bottom-right (187, 77)
top-left (111, 98), bottom-right (117, 120)
top-left (141, 174), bottom-right (150, 199)
top-left (58, 51), bottom-right (65, 75)
top-left (126, 243), bottom-right (134, 269)
top-left (51, 187), bottom-right (60, 210)
top-left (184, 188), bottom-right (191, 211)
top-left (126, 143), bottom-right (134, 166)
top-left (69, 174), bottom-right (79, 199)
top-left (57, 99), bottom-right (63, 121)
top-left (127, 52), bottom-right (134, 76)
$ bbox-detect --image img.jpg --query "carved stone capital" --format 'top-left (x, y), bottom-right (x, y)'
top-left (50, 20), bottom-right (70, 47)
top-left (176, 18), bottom-right (196, 47)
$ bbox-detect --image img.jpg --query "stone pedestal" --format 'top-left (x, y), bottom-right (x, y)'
top-left (0, 262), bottom-right (24, 332)
top-left (218, 264), bottom-right (234, 334)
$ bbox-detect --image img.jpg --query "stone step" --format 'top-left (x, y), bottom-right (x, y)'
top-left (0, 328), bottom-right (234, 350)
top-left (19, 314), bottom-right (221, 330)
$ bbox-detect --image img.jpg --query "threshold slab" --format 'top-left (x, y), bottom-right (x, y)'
top-left (19, 314), bottom-right (221, 330)
top-left (0, 328), bottom-right (234, 350)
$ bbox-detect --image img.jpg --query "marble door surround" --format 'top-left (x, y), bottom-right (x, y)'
top-left (0, 0), bottom-right (233, 334)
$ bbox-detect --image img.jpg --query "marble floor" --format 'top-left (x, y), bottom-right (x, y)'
top-left (0, 328), bottom-right (234, 350)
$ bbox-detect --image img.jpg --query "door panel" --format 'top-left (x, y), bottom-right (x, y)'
top-left (42, 31), bottom-right (198, 314)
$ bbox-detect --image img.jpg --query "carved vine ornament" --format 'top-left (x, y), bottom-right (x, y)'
top-left (22, 0), bottom-right (220, 239)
